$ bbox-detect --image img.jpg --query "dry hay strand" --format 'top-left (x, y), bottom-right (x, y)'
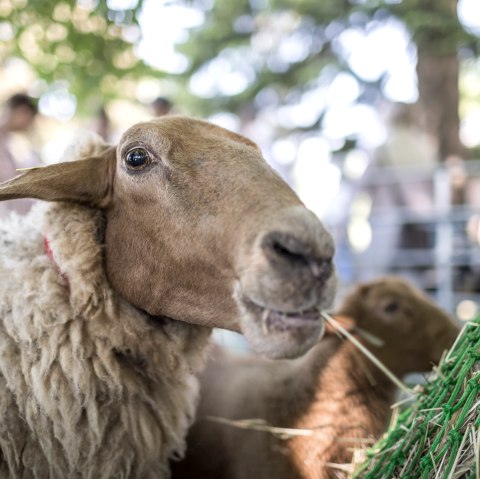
top-left (321, 313), bottom-right (415, 398)
top-left (352, 316), bottom-right (480, 479)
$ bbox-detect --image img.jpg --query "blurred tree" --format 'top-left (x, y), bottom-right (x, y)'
top-left (400, 0), bottom-right (465, 162)
top-left (1, 0), bottom-right (477, 154)
top-left (178, 0), bottom-right (478, 163)
top-left (0, 0), bottom-right (153, 113)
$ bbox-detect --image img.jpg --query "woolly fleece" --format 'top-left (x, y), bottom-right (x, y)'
top-left (0, 202), bottom-right (211, 478)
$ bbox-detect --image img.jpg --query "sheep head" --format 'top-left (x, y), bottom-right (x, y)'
top-left (0, 116), bottom-right (337, 359)
top-left (335, 277), bottom-right (460, 375)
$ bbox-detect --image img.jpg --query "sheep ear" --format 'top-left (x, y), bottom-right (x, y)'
top-left (0, 147), bottom-right (116, 209)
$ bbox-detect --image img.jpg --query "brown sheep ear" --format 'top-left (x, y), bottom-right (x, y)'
top-left (0, 147), bottom-right (116, 209)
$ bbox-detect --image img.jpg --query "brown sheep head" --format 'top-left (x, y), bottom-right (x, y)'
top-left (335, 277), bottom-right (460, 375)
top-left (0, 116), bottom-right (337, 359)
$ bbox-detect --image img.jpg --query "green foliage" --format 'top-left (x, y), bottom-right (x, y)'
top-left (0, 0), bottom-right (155, 112)
top-left (177, 0), bottom-right (345, 117)
top-left (177, 0), bottom-right (478, 120)
top-left (391, 0), bottom-right (473, 54)
top-left (1, 0), bottom-right (479, 119)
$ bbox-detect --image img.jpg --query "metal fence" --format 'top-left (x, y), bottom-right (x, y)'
top-left (326, 160), bottom-right (480, 317)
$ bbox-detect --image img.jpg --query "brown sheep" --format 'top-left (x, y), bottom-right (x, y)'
top-left (171, 277), bottom-right (460, 479)
top-left (0, 117), bottom-right (337, 478)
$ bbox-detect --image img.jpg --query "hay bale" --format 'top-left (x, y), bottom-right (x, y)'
top-left (353, 315), bottom-right (480, 478)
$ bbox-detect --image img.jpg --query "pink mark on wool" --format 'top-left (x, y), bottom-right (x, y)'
top-left (43, 237), bottom-right (70, 289)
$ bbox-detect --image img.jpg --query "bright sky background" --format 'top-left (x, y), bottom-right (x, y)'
top-left (137, 2), bottom-right (204, 74)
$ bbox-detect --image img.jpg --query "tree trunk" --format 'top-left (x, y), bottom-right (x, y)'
top-left (415, 0), bottom-right (464, 164)
top-left (416, 52), bottom-right (463, 163)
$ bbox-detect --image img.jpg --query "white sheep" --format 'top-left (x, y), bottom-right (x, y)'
top-left (171, 277), bottom-right (460, 479)
top-left (0, 116), bottom-right (337, 479)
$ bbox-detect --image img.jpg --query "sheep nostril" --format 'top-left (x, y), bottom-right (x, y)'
top-left (271, 240), bottom-right (305, 263)
top-left (263, 232), bottom-right (333, 282)
top-left (266, 233), bottom-right (309, 266)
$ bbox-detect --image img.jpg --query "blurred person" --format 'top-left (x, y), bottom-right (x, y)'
top-left (0, 93), bottom-right (40, 217)
top-left (363, 102), bottom-right (438, 286)
top-left (151, 96), bottom-right (172, 117)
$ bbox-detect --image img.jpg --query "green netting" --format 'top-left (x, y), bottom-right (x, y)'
top-left (353, 315), bottom-right (480, 479)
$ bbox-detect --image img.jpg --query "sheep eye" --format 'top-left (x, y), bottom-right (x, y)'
top-left (125, 148), bottom-right (151, 171)
top-left (384, 301), bottom-right (399, 314)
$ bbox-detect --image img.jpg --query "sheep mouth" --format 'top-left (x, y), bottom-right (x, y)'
top-left (243, 298), bottom-right (323, 333)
